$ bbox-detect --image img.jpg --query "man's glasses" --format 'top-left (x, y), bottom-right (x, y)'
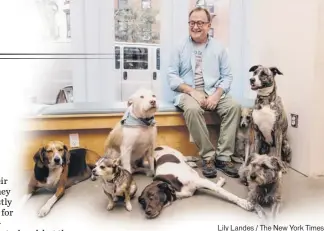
top-left (188, 21), bottom-right (209, 27)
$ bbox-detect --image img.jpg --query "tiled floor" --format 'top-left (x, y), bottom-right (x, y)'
top-left (6, 168), bottom-right (324, 231)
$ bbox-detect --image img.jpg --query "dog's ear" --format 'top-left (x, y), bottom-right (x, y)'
top-left (112, 158), bottom-right (121, 167)
top-left (62, 145), bottom-right (70, 165)
top-left (157, 182), bottom-right (175, 195)
top-left (33, 147), bottom-right (46, 168)
top-left (127, 99), bottom-right (133, 107)
top-left (271, 157), bottom-right (284, 171)
top-left (269, 67), bottom-right (283, 76)
top-left (249, 65), bottom-right (261, 72)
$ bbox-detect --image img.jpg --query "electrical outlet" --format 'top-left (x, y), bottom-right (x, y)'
top-left (69, 133), bottom-right (80, 147)
top-left (290, 114), bottom-right (298, 128)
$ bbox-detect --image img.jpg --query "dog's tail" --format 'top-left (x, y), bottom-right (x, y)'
top-left (84, 148), bottom-right (102, 169)
top-left (196, 177), bottom-right (254, 211)
top-left (69, 147), bottom-right (102, 169)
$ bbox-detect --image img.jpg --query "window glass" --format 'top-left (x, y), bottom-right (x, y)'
top-left (123, 47), bottom-right (148, 70)
top-left (142, 0), bottom-right (151, 9)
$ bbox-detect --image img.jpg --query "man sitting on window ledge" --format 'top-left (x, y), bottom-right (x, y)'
top-left (167, 7), bottom-right (240, 179)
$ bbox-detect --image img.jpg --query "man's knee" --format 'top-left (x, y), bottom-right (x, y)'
top-left (183, 104), bottom-right (204, 117)
top-left (227, 100), bottom-right (241, 116)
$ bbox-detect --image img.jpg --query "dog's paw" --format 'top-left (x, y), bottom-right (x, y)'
top-left (238, 199), bottom-right (254, 211)
top-left (37, 205), bottom-right (51, 218)
top-left (125, 201), bottom-right (132, 211)
top-left (106, 203), bottom-right (114, 211)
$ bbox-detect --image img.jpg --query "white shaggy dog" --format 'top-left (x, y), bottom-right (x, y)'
top-left (103, 88), bottom-right (158, 177)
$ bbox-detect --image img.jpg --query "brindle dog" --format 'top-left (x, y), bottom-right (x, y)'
top-left (249, 65), bottom-right (292, 169)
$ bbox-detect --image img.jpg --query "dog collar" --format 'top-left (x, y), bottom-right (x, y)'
top-left (121, 108), bottom-right (156, 127)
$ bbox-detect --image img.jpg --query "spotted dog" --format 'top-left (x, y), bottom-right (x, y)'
top-left (249, 65), bottom-right (292, 169)
top-left (138, 145), bottom-right (253, 219)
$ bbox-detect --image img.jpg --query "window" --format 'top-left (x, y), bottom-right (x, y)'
top-left (65, 12), bottom-right (71, 38)
top-left (118, 0), bottom-right (128, 9)
top-left (142, 0), bottom-right (151, 9)
top-left (195, 0), bottom-right (205, 8)
top-left (63, 0), bottom-right (71, 38)
top-left (123, 47), bottom-right (148, 70)
top-left (115, 46), bottom-right (121, 69)
top-left (156, 48), bottom-right (160, 70)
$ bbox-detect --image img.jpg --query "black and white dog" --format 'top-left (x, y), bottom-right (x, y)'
top-left (138, 145), bottom-right (253, 219)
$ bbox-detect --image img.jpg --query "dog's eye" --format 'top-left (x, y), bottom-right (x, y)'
top-left (261, 164), bottom-right (269, 169)
top-left (139, 198), bottom-right (145, 204)
top-left (100, 166), bottom-right (105, 169)
top-left (58, 149), bottom-right (63, 152)
top-left (246, 116), bottom-right (250, 120)
top-left (140, 95), bottom-right (144, 98)
top-left (46, 150), bottom-right (53, 153)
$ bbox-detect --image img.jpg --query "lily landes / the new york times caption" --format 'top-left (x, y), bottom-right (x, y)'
top-left (217, 225), bottom-right (324, 231)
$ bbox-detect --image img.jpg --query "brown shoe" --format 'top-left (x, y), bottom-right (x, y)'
top-left (215, 160), bottom-right (239, 178)
top-left (202, 159), bottom-right (217, 178)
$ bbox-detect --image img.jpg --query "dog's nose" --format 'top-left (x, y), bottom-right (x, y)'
top-left (250, 173), bottom-right (256, 180)
top-left (54, 157), bottom-right (61, 164)
top-left (146, 209), bottom-right (152, 215)
top-left (241, 123), bottom-right (246, 128)
top-left (250, 78), bottom-right (256, 84)
top-left (92, 169), bottom-right (96, 174)
top-left (150, 100), bottom-right (156, 106)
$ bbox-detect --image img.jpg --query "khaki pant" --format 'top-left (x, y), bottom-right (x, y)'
top-left (178, 92), bottom-right (241, 161)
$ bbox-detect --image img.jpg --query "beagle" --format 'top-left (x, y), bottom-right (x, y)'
top-left (22, 141), bottom-right (99, 217)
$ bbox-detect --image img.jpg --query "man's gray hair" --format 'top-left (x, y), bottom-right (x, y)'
top-left (189, 6), bottom-right (212, 22)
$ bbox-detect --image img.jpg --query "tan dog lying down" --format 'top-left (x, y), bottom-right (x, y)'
top-left (103, 88), bottom-right (158, 176)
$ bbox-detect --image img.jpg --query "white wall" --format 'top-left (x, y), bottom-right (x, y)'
top-left (309, 0), bottom-right (324, 177)
top-left (246, 0), bottom-right (324, 177)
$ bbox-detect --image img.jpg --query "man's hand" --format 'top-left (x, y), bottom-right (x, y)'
top-left (203, 88), bottom-right (224, 111)
top-left (204, 94), bottom-right (220, 110)
top-left (188, 89), bottom-right (207, 106)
